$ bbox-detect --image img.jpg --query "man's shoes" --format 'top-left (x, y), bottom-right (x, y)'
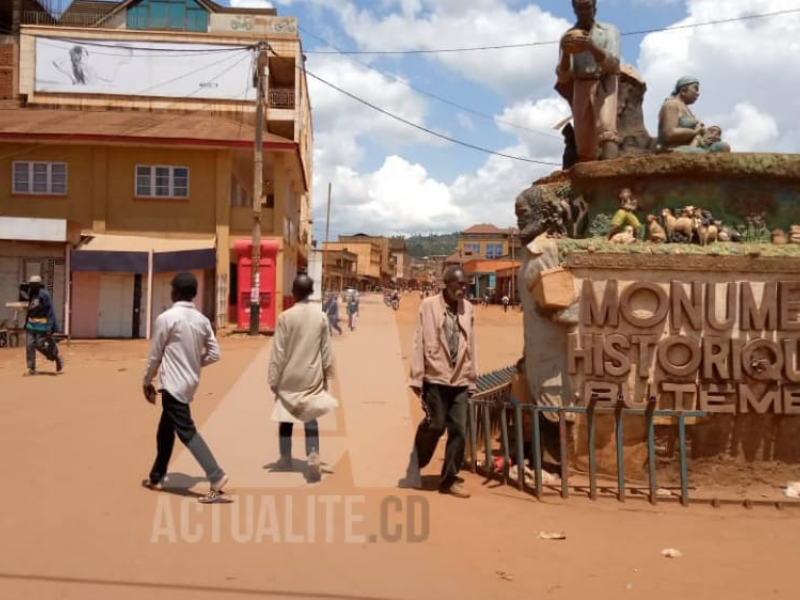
top-left (26, 369), bottom-right (35, 376)
top-left (439, 481), bottom-right (471, 499)
top-left (307, 451), bottom-right (321, 483)
top-left (210, 473), bottom-right (229, 493)
top-left (274, 455), bottom-right (293, 472)
top-left (142, 477), bottom-right (165, 491)
top-left (397, 470), bottom-right (422, 489)
top-left (199, 474), bottom-right (230, 504)
top-left (55, 357), bottom-right (63, 372)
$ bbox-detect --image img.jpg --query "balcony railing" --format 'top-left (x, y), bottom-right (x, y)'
top-left (268, 88), bottom-right (294, 110)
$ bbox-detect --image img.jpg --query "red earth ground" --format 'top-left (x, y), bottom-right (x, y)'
top-left (0, 291), bottom-right (797, 600)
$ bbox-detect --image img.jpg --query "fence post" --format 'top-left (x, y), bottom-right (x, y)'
top-left (559, 408), bottom-right (569, 499)
top-left (500, 406), bottom-right (511, 485)
top-left (679, 413), bottom-right (689, 507)
top-left (532, 405), bottom-right (542, 499)
top-left (646, 396), bottom-right (657, 505)
top-left (615, 397), bottom-right (625, 503)
top-left (514, 403), bottom-right (525, 491)
top-left (588, 395), bottom-right (597, 501)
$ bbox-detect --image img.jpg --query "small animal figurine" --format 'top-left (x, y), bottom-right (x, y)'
top-left (646, 215), bottom-right (666, 243)
top-left (661, 208), bottom-right (695, 239)
top-left (772, 228), bottom-right (787, 245)
top-left (698, 221), bottom-right (718, 246)
top-left (789, 224), bottom-right (800, 244)
top-left (610, 225), bottom-right (636, 244)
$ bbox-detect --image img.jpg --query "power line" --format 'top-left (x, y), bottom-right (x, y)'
top-left (46, 36), bottom-right (255, 54)
top-left (298, 26), bottom-right (562, 141)
top-left (303, 7), bottom-right (800, 55)
top-left (300, 65), bottom-right (560, 166)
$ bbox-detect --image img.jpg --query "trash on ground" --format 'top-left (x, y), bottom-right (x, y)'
top-left (538, 531), bottom-right (567, 540)
top-left (783, 482), bottom-right (800, 499)
top-left (495, 570), bottom-right (514, 581)
top-left (661, 548), bottom-right (682, 558)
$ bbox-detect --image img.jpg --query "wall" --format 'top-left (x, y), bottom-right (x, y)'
top-left (0, 143), bottom-right (95, 228)
top-left (70, 271), bottom-right (100, 338)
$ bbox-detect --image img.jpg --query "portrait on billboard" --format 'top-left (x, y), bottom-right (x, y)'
top-left (34, 37), bottom-right (256, 101)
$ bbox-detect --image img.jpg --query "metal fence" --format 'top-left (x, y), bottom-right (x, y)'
top-left (467, 368), bottom-right (799, 510)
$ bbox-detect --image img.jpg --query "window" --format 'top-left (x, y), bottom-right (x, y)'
top-left (12, 161), bottom-right (67, 195)
top-left (127, 0), bottom-right (208, 32)
top-left (463, 243), bottom-right (481, 255)
top-left (486, 243), bottom-right (504, 259)
top-left (135, 165), bottom-right (189, 198)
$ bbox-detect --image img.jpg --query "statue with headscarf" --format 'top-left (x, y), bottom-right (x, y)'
top-left (657, 76), bottom-right (731, 154)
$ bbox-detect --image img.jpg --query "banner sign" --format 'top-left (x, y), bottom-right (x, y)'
top-left (34, 37), bottom-right (256, 101)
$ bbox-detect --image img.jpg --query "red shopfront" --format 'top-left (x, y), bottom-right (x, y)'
top-left (233, 240), bottom-right (279, 331)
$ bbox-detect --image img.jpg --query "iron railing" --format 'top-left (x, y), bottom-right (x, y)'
top-left (268, 88), bottom-right (294, 109)
top-left (467, 369), bottom-right (800, 510)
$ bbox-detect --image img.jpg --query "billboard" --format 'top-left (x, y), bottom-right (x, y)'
top-left (34, 37), bottom-right (257, 101)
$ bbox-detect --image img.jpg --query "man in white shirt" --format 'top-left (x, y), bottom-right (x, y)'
top-left (141, 272), bottom-right (229, 503)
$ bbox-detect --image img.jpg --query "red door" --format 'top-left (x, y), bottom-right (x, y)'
top-left (234, 240), bottom-right (279, 330)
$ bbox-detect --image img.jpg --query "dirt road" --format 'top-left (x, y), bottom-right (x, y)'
top-left (0, 293), bottom-right (797, 599)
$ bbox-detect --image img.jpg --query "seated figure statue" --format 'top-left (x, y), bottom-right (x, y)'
top-left (657, 76), bottom-right (730, 154)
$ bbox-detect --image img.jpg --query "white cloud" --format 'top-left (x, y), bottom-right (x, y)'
top-left (638, 0), bottom-right (800, 151)
top-left (228, 0), bottom-right (275, 8)
top-left (335, 2), bottom-right (571, 101)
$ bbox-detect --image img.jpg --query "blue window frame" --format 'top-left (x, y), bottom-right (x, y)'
top-left (127, 0), bottom-right (208, 32)
top-left (485, 243), bottom-right (504, 259)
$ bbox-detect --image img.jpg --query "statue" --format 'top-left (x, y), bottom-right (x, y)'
top-left (555, 0), bottom-right (621, 163)
top-left (606, 188), bottom-right (642, 240)
top-left (657, 76), bottom-right (731, 154)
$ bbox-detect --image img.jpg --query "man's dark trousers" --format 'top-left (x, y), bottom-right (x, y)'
top-left (26, 331), bottom-right (59, 371)
top-left (279, 420), bottom-right (319, 457)
top-left (414, 382), bottom-right (468, 488)
top-left (149, 391), bottom-right (224, 485)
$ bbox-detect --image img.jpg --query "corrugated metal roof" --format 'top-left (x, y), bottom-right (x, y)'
top-left (0, 108), bottom-right (295, 147)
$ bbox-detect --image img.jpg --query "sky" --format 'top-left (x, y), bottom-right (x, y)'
top-left (224, 0), bottom-right (800, 242)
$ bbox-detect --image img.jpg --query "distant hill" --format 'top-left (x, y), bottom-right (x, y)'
top-left (405, 232), bottom-right (460, 258)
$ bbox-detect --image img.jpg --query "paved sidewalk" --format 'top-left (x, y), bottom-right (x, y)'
top-left (170, 294), bottom-right (416, 491)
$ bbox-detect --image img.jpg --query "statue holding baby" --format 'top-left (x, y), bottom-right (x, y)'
top-left (657, 76), bottom-right (731, 154)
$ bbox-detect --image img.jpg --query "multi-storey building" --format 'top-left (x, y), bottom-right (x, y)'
top-left (0, 0), bottom-right (313, 337)
top-left (457, 223), bottom-right (513, 260)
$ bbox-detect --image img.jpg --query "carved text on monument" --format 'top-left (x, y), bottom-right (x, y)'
top-left (568, 279), bottom-right (800, 414)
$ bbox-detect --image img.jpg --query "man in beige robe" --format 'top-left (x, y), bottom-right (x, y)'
top-left (268, 273), bottom-right (336, 480)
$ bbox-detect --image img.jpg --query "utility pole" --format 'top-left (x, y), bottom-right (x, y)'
top-left (510, 228), bottom-right (516, 308)
top-left (321, 182), bottom-right (332, 294)
top-left (249, 41), bottom-right (268, 335)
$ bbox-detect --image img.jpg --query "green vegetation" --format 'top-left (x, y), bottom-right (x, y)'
top-left (404, 232), bottom-right (460, 258)
top-left (556, 237), bottom-right (800, 265)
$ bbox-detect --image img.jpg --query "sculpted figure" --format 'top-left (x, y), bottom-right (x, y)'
top-left (607, 188), bottom-right (642, 241)
top-left (657, 76), bottom-right (731, 153)
top-left (555, 0), bottom-right (621, 162)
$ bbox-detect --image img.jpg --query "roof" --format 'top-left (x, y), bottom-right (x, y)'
top-left (76, 232), bottom-right (215, 253)
top-left (462, 223), bottom-right (509, 236)
top-left (59, 0), bottom-right (118, 25)
top-left (95, 0), bottom-right (277, 27)
top-left (0, 108), bottom-right (295, 149)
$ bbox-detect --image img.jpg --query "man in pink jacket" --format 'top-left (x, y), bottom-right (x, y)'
top-left (401, 266), bottom-right (478, 498)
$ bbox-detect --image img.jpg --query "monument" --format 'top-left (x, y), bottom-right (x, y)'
top-left (512, 5), bottom-right (800, 486)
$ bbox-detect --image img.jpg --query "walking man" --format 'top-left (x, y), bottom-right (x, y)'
top-left (141, 272), bottom-right (229, 503)
top-left (402, 266), bottom-right (478, 498)
top-left (323, 292), bottom-right (343, 336)
top-left (269, 273), bottom-right (336, 483)
top-left (24, 274), bottom-right (63, 375)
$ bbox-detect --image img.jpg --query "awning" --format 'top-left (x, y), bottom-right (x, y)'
top-left (0, 217), bottom-right (82, 244)
top-left (71, 233), bottom-right (216, 273)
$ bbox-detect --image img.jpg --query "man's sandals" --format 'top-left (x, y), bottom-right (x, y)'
top-left (141, 474), bottom-right (231, 504)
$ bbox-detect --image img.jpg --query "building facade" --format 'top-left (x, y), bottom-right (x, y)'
top-left (0, 0), bottom-right (313, 337)
top-left (457, 224), bottom-right (513, 260)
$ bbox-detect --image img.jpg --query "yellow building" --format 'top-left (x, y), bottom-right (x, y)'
top-left (0, 0), bottom-right (313, 337)
top-left (337, 233), bottom-right (393, 285)
top-left (457, 224), bottom-right (512, 260)
top-left (323, 240), bottom-right (382, 291)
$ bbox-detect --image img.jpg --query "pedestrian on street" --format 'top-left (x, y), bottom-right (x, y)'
top-left (346, 293), bottom-right (359, 331)
top-left (323, 292), bottom-right (343, 335)
top-left (268, 273), bottom-right (337, 482)
top-left (141, 272), bottom-right (229, 503)
top-left (401, 265), bottom-right (478, 498)
top-left (502, 294), bottom-right (510, 313)
top-left (23, 274), bottom-right (63, 376)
